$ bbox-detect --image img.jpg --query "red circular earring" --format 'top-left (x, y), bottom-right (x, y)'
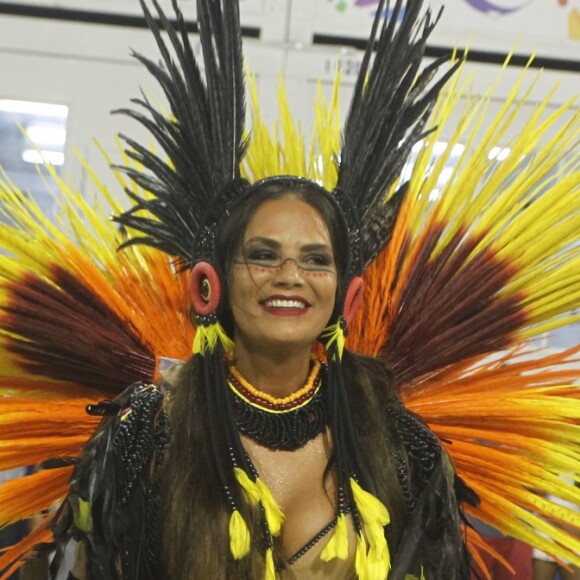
top-left (189, 261), bottom-right (221, 316)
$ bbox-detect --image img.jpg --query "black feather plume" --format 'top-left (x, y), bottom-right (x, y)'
top-left (337, 0), bottom-right (461, 269)
top-left (114, 0), bottom-right (248, 266)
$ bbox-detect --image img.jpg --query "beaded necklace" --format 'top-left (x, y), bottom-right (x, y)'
top-left (228, 357), bottom-right (327, 450)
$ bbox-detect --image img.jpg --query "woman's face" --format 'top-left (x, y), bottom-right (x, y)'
top-left (230, 196), bottom-right (337, 352)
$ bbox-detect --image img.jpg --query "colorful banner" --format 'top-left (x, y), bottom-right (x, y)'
top-left (322, 0), bottom-right (580, 46)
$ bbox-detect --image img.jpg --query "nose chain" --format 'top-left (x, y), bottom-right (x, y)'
top-left (254, 258), bottom-right (324, 274)
top-left (275, 258), bottom-right (300, 271)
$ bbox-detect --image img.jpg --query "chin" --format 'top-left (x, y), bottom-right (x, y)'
top-left (234, 318), bottom-right (327, 353)
top-left (257, 332), bottom-right (319, 351)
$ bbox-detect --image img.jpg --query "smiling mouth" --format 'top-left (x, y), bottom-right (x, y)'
top-left (262, 298), bottom-right (308, 309)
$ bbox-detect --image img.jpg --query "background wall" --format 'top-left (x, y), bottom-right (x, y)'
top-left (0, 0), bottom-right (578, 201)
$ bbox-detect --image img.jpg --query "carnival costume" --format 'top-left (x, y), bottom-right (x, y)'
top-left (0, 0), bottom-right (579, 578)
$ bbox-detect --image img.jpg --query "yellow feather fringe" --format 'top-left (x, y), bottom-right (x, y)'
top-left (350, 478), bottom-right (390, 527)
top-left (234, 468), bottom-right (284, 537)
top-left (350, 478), bottom-right (391, 579)
top-left (256, 478), bottom-right (284, 537)
top-left (320, 320), bottom-right (347, 360)
top-left (320, 513), bottom-right (349, 561)
top-left (228, 509), bottom-right (251, 560)
top-left (355, 532), bottom-right (369, 580)
top-left (242, 72), bottom-right (341, 188)
top-left (366, 546), bottom-right (390, 580)
top-left (192, 321), bottom-right (234, 355)
top-left (74, 498), bottom-right (91, 533)
top-left (264, 547), bottom-right (276, 580)
top-left (233, 467), bottom-right (261, 506)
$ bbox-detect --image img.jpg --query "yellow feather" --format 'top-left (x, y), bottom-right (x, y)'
top-left (527, 494), bottom-right (580, 528)
top-left (192, 322), bottom-right (234, 355)
top-left (320, 320), bottom-right (347, 360)
top-left (228, 509), bottom-right (251, 560)
top-left (366, 545), bottom-right (390, 580)
top-left (264, 547), bottom-right (276, 580)
top-left (233, 467), bottom-right (261, 506)
top-left (320, 514), bottom-right (349, 561)
top-left (74, 498), bottom-right (92, 533)
top-left (355, 532), bottom-right (370, 580)
top-left (350, 478), bottom-right (390, 526)
top-left (349, 480), bottom-right (391, 576)
top-left (256, 478), bottom-right (284, 536)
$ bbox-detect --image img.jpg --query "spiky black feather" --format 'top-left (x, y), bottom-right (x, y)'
top-left (388, 454), bottom-right (472, 579)
top-left (50, 384), bottom-right (169, 579)
top-left (114, 0), bottom-right (247, 266)
top-left (337, 0), bottom-right (461, 269)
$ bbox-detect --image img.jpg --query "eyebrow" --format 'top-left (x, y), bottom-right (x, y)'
top-left (244, 237), bottom-right (332, 253)
top-left (244, 237), bottom-right (280, 249)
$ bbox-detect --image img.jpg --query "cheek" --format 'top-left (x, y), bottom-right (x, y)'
top-left (241, 264), bottom-right (277, 275)
top-left (303, 272), bottom-right (337, 304)
top-left (302, 271), bottom-right (336, 279)
top-left (233, 264), bottom-right (273, 281)
top-left (230, 265), bottom-right (266, 308)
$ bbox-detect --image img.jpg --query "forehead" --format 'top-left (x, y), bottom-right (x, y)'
top-left (243, 197), bottom-right (332, 245)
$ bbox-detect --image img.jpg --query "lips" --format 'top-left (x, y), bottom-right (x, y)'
top-left (263, 298), bottom-right (306, 309)
top-left (260, 295), bottom-right (310, 315)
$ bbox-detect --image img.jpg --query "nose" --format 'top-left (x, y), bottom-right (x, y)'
top-left (272, 258), bottom-right (304, 286)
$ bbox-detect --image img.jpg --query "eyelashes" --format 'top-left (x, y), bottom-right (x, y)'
top-left (237, 243), bottom-right (336, 272)
top-left (234, 255), bottom-right (336, 274)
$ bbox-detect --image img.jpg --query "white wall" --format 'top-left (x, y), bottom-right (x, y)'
top-left (0, 0), bottom-right (577, 204)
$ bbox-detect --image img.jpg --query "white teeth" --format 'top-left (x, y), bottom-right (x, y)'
top-left (265, 299), bottom-right (306, 309)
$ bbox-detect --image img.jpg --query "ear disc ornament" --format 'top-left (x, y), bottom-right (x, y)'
top-left (189, 262), bottom-right (233, 355)
top-left (189, 261), bottom-right (221, 317)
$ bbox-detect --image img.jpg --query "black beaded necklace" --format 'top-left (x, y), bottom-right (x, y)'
top-left (227, 359), bottom-right (328, 451)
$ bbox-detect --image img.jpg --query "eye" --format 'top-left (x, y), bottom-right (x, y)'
top-left (246, 249), bottom-right (278, 262)
top-left (303, 253), bottom-right (333, 267)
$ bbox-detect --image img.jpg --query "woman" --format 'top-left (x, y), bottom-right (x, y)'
top-left (2, 0), bottom-right (578, 578)
top-left (163, 180), bottom-right (472, 578)
top-left (1, 0), bottom-right (475, 576)
top-left (53, 179), bottom-right (470, 579)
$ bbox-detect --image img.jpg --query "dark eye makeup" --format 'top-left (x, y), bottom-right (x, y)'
top-left (237, 239), bottom-right (336, 273)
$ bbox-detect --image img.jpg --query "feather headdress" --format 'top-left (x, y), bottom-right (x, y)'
top-left (0, 0), bottom-right (579, 578)
top-left (115, 0), bottom-right (248, 266)
top-left (115, 0), bottom-right (459, 278)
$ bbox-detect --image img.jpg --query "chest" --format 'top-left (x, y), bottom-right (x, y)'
top-left (242, 431), bottom-right (337, 558)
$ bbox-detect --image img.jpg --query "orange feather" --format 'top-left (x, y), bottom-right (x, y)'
top-left (0, 466), bottom-right (73, 526)
top-left (0, 514), bottom-right (55, 578)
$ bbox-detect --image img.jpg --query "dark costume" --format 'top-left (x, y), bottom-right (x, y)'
top-left (51, 379), bottom-right (470, 579)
